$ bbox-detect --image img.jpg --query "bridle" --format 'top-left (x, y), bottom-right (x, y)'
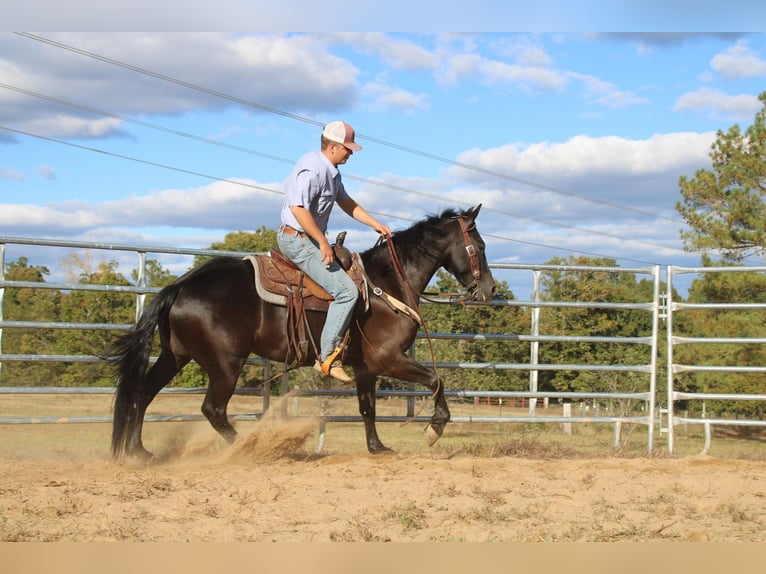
top-left (380, 215), bottom-right (483, 310)
top-left (455, 216), bottom-right (481, 297)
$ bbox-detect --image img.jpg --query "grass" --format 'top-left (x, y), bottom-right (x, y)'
top-left (1, 392), bottom-right (766, 460)
top-left (385, 502), bottom-right (429, 531)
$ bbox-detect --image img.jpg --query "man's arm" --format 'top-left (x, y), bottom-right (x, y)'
top-left (337, 197), bottom-right (391, 237)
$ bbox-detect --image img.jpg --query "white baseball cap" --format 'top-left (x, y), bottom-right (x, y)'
top-left (322, 121), bottom-right (362, 151)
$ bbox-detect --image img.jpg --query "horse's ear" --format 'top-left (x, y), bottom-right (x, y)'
top-left (467, 204), bottom-right (482, 220)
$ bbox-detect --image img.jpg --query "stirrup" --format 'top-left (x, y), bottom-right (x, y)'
top-left (320, 345), bottom-right (344, 375)
top-left (314, 346), bottom-right (352, 383)
top-left (313, 360), bottom-right (353, 383)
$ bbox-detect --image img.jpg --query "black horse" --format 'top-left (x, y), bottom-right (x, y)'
top-left (110, 205), bottom-right (496, 460)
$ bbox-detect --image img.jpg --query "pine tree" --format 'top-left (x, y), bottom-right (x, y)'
top-left (677, 91), bottom-right (766, 262)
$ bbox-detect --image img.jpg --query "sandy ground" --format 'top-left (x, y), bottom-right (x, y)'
top-left (2, 415), bottom-right (766, 543)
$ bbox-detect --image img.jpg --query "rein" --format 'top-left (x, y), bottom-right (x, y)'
top-left (379, 214), bottom-right (482, 415)
top-left (378, 233), bottom-right (442, 423)
top-left (380, 234), bottom-right (423, 318)
top-left (377, 216), bottom-right (483, 421)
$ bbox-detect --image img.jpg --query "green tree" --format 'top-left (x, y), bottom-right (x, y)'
top-left (194, 227), bottom-right (277, 266)
top-left (673, 256), bottom-right (766, 421)
top-left (1, 257), bottom-right (62, 386)
top-left (677, 91), bottom-right (766, 262)
top-left (58, 258), bottom-right (136, 386)
top-left (417, 270), bottom-right (529, 392)
top-left (537, 256), bottom-right (656, 415)
top-left (130, 258), bottom-right (176, 288)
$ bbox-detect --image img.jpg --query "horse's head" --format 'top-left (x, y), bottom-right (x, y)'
top-left (442, 204), bottom-right (496, 302)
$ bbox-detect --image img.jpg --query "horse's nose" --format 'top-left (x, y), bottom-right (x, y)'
top-left (481, 282), bottom-right (497, 302)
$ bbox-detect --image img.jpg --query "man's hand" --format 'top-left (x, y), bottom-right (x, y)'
top-left (319, 240), bottom-right (334, 266)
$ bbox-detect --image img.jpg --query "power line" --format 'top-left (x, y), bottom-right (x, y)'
top-left (14, 32), bottom-right (683, 225)
top-left (0, 82), bottom-right (294, 167)
top-left (12, 33), bottom-right (322, 128)
top-left (0, 123), bottom-right (664, 266)
top-left (0, 124), bottom-right (282, 195)
top-left (0, 81), bottom-right (686, 256)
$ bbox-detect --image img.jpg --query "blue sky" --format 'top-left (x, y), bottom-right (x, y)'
top-left (2, 31), bottom-right (766, 296)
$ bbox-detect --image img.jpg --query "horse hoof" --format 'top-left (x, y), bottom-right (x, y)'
top-left (424, 424), bottom-right (443, 446)
top-left (123, 447), bottom-right (155, 464)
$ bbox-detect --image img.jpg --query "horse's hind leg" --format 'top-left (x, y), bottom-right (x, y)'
top-left (199, 356), bottom-right (247, 444)
top-left (128, 350), bottom-right (189, 460)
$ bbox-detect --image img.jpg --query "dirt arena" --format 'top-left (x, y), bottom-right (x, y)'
top-left (2, 394), bottom-right (766, 543)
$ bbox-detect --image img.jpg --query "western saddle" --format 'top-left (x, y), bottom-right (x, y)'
top-left (244, 232), bottom-right (367, 366)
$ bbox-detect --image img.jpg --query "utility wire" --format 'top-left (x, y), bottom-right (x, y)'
top-left (0, 82), bottom-right (293, 167)
top-left (0, 82), bottom-right (687, 255)
top-left (14, 32), bottom-right (683, 225)
top-left (0, 83), bottom-right (682, 251)
top-left (0, 123), bottom-right (665, 265)
top-left (0, 125), bottom-right (283, 195)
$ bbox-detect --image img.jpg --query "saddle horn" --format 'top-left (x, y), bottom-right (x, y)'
top-left (333, 231), bottom-right (352, 270)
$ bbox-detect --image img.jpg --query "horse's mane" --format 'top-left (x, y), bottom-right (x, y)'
top-left (361, 207), bottom-right (465, 272)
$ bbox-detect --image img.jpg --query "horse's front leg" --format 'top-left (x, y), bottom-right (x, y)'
top-left (354, 373), bottom-right (393, 454)
top-left (385, 358), bottom-right (450, 447)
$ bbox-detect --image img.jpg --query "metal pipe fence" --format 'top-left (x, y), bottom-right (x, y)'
top-left (665, 265), bottom-right (766, 454)
top-left (0, 235), bottom-right (671, 453)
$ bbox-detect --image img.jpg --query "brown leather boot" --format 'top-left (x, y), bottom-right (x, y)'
top-left (313, 359), bottom-right (353, 383)
top-left (314, 346), bottom-right (352, 383)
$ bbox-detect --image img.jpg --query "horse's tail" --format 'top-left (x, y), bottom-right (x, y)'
top-left (109, 284), bottom-right (179, 460)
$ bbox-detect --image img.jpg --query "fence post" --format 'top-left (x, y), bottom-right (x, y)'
top-left (280, 371), bottom-right (290, 417)
top-left (646, 265), bottom-right (661, 453)
top-left (135, 250), bottom-right (147, 323)
top-left (666, 266), bottom-right (676, 454)
top-left (562, 403), bottom-right (572, 434)
top-left (528, 269), bottom-right (541, 417)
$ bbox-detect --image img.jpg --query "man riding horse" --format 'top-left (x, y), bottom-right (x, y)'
top-left (277, 121), bottom-right (391, 382)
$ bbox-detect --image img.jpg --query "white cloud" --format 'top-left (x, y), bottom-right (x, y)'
top-left (674, 88), bottom-right (761, 121)
top-left (1, 167), bottom-right (24, 181)
top-left (437, 40), bottom-right (645, 110)
top-left (456, 132), bottom-right (715, 178)
top-left (571, 72), bottom-right (649, 109)
top-left (482, 59), bottom-right (566, 90)
top-left (362, 83), bottom-right (430, 114)
top-left (711, 43), bottom-right (766, 80)
top-left (36, 165), bottom-right (56, 180)
top-left (0, 33), bottom-right (361, 138)
top-left (507, 42), bottom-right (553, 68)
top-left (443, 131), bottom-right (716, 225)
top-left (0, 179), bottom-right (285, 236)
top-left (0, 203), bottom-right (105, 231)
top-left (331, 33), bottom-right (439, 72)
top-left (440, 52), bottom-right (567, 91)
top-left (23, 116), bottom-right (125, 139)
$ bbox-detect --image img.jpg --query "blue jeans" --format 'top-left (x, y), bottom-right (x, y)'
top-left (277, 230), bottom-right (359, 362)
